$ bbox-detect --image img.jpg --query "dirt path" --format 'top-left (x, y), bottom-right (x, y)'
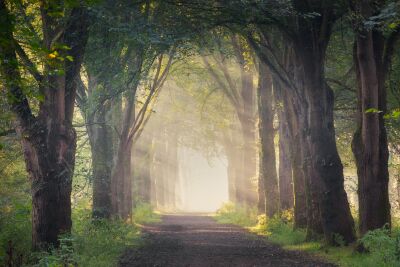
top-left (119, 214), bottom-right (336, 267)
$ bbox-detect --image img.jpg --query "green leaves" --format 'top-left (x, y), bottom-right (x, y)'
top-left (384, 108), bottom-right (400, 120)
top-left (365, 108), bottom-right (383, 114)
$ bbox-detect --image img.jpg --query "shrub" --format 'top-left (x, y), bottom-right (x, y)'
top-left (356, 226), bottom-right (400, 267)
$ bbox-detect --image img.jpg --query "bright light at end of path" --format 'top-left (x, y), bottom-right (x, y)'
top-left (178, 147), bottom-right (229, 212)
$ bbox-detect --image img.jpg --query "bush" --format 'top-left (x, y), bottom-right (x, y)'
top-left (214, 202), bottom-right (258, 227)
top-left (355, 226), bottom-right (400, 267)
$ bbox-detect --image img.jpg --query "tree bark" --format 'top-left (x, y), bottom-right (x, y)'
top-left (275, 79), bottom-right (294, 210)
top-left (89, 104), bottom-right (113, 219)
top-left (352, 1), bottom-right (392, 235)
top-left (281, 82), bottom-right (307, 227)
top-left (258, 63), bottom-right (279, 217)
top-left (296, 44), bottom-right (355, 244)
top-left (111, 98), bottom-right (135, 219)
top-left (0, 1), bottom-right (89, 250)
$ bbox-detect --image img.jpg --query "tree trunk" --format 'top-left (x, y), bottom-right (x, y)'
top-left (352, 3), bottom-right (391, 234)
top-left (295, 43), bottom-right (355, 244)
top-left (238, 115), bottom-right (257, 207)
top-left (166, 129), bottom-right (178, 209)
top-left (275, 80), bottom-right (294, 210)
top-left (0, 2), bottom-right (89, 250)
top-left (258, 63), bottom-right (279, 217)
top-left (221, 131), bottom-right (238, 203)
top-left (111, 97), bottom-right (135, 219)
top-left (89, 105), bottom-right (113, 219)
top-left (281, 83), bottom-right (307, 228)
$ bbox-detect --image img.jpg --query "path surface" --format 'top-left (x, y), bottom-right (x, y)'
top-left (119, 214), bottom-right (336, 267)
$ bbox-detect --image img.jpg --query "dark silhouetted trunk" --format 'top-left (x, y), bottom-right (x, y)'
top-left (258, 63), bottom-right (279, 217)
top-left (351, 1), bottom-right (394, 235)
top-left (295, 34), bottom-right (355, 244)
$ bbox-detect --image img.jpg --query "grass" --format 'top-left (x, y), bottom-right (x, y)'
top-left (0, 200), bottom-right (161, 267)
top-left (214, 202), bottom-right (258, 227)
top-left (133, 202), bottom-right (161, 225)
top-left (215, 203), bottom-right (400, 267)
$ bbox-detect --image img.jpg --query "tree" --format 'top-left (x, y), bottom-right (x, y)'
top-left (246, 0), bottom-right (356, 244)
top-left (258, 62), bottom-right (279, 217)
top-left (202, 32), bottom-right (257, 207)
top-left (0, 0), bottom-right (89, 249)
top-left (351, 0), bottom-right (399, 235)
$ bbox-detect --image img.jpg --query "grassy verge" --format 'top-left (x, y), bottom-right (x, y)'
top-left (1, 201), bottom-right (160, 266)
top-left (215, 203), bottom-right (400, 267)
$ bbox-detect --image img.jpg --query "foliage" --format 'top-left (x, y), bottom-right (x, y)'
top-left (133, 202), bottom-right (161, 225)
top-left (357, 226), bottom-right (400, 266)
top-left (0, 135), bottom-right (31, 266)
top-left (0, 200), bottom-right (31, 266)
top-left (35, 205), bottom-right (142, 267)
top-left (253, 210), bottom-right (307, 246)
top-left (215, 204), bottom-right (400, 267)
top-left (214, 202), bottom-right (258, 227)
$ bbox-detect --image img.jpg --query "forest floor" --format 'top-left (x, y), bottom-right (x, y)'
top-left (118, 214), bottom-right (336, 267)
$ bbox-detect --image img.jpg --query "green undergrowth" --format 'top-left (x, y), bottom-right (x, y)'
top-left (133, 202), bottom-right (161, 225)
top-left (214, 202), bottom-right (258, 227)
top-left (215, 203), bottom-right (400, 267)
top-left (0, 201), bottom-right (161, 266)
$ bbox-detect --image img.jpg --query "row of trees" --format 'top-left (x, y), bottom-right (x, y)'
top-left (1, 0), bottom-right (400, 251)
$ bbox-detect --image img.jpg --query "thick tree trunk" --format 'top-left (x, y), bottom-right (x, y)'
top-left (352, 7), bottom-right (391, 234)
top-left (296, 47), bottom-right (355, 243)
top-left (27, 124), bottom-right (76, 250)
top-left (89, 105), bottom-right (113, 219)
top-left (111, 97), bottom-right (135, 219)
top-left (112, 141), bottom-right (133, 219)
top-left (0, 2), bottom-right (88, 250)
top-left (282, 8), bottom-right (356, 243)
top-left (258, 63), bottom-right (279, 217)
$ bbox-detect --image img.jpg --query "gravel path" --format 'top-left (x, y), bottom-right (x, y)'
top-left (119, 214), bottom-right (336, 267)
